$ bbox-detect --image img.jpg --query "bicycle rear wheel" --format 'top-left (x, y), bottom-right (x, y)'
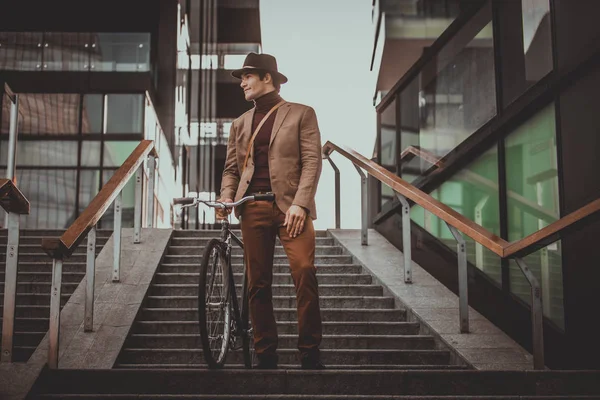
top-left (198, 238), bottom-right (232, 369)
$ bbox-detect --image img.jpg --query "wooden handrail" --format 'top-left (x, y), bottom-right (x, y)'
top-left (324, 141), bottom-right (600, 259)
top-left (41, 140), bottom-right (157, 259)
top-left (0, 179), bottom-right (30, 215)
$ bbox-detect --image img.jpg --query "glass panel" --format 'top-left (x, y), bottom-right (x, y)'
top-left (224, 54), bottom-right (246, 69)
top-left (0, 33), bottom-right (17, 70)
top-left (410, 146), bottom-right (502, 284)
top-left (381, 183), bottom-right (395, 209)
top-left (0, 32), bottom-right (43, 71)
top-left (380, 98), bottom-right (397, 169)
top-left (99, 169), bottom-right (136, 229)
top-left (505, 102), bottom-right (563, 329)
top-left (398, 2), bottom-right (496, 183)
top-left (103, 141), bottom-right (140, 167)
top-left (43, 32), bottom-right (90, 71)
top-left (16, 169), bottom-right (77, 229)
top-left (0, 140), bottom-right (78, 167)
top-left (81, 141), bottom-right (101, 166)
top-left (1, 91), bottom-right (13, 134)
top-left (106, 94), bottom-right (144, 133)
top-left (522, 0), bottom-right (553, 85)
top-left (82, 94), bottom-right (103, 134)
top-left (78, 169), bottom-right (100, 213)
top-left (92, 33), bottom-right (150, 72)
top-left (18, 93), bottom-right (80, 135)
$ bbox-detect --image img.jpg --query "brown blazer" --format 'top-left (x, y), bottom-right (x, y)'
top-left (220, 101), bottom-right (322, 220)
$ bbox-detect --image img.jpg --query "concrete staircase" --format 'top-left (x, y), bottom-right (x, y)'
top-left (0, 229), bottom-right (111, 362)
top-left (115, 229), bottom-right (456, 369)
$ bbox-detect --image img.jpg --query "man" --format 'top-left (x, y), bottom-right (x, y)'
top-left (217, 52), bottom-right (324, 370)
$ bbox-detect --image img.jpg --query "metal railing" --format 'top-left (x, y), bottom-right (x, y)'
top-left (323, 141), bottom-right (600, 370)
top-left (40, 140), bottom-right (158, 369)
top-left (0, 84), bottom-right (31, 363)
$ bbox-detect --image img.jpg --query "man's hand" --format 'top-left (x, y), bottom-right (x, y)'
top-left (216, 198), bottom-right (233, 220)
top-left (283, 205), bottom-right (307, 238)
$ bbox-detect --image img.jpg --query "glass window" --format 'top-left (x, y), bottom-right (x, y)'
top-left (81, 141), bottom-right (101, 166)
top-left (18, 93), bottom-right (80, 135)
top-left (16, 169), bottom-right (77, 229)
top-left (522, 0), bottom-right (553, 85)
top-left (505, 102), bottom-right (563, 329)
top-left (92, 33), bottom-right (150, 72)
top-left (0, 140), bottom-right (78, 167)
top-left (99, 169), bottom-right (136, 229)
top-left (0, 32), bottom-right (43, 71)
top-left (103, 141), bottom-right (140, 167)
top-left (106, 94), bottom-right (144, 134)
top-left (380, 98), bottom-right (397, 170)
top-left (224, 54), bottom-right (246, 70)
top-left (78, 169), bottom-right (100, 213)
top-left (1, 92), bottom-right (13, 135)
top-left (398, 2), bottom-right (496, 183)
top-left (82, 94), bottom-right (103, 134)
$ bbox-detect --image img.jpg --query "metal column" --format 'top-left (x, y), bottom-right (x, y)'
top-left (84, 226), bottom-right (97, 332)
top-left (48, 259), bottom-right (63, 369)
top-left (146, 156), bottom-right (156, 228)
top-left (395, 193), bottom-right (412, 284)
top-left (133, 166), bottom-right (143, 244)
top-left (446, 223), bottom-right (469, 333)
top-left (326, 157), bottom-right (341, 229)
top-left (515, 257), bottom-right (545, 369)
top-left (354, 165), bottom-right (368, 245)
top-left (1, 213), bottom-right (20, 362)
top-left (113, 191), bottom-right (122, 282)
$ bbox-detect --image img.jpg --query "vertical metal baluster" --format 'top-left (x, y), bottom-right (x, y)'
top-left (515, 257), bottom-right (545, 369)
top-left (84, 226), bottom-right (97, 332)
top-left (48, 259), bottom-right (63, 369)
top-left (146, 156), bottom-right (156, 228)
top-left (4, 93), bottom-right (19, 228)
top-left (395, 193), bottom-right (412, 284)
top-left (326, 157), bottom-right (341, 229)
top-left (134, 166), bottom-right (143, 244)
top-left (1, 213), bottom-right (20, 362)
top-left (113, 192), bottom-right (122, 282)
top-left (446, 223), bottom-right (469, 333)
top-left (354, 165), bottom-right (368, 245)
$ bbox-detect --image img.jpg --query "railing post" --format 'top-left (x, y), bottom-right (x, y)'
top-left (48, 258), bottom-right (63, 369)
top-left (146, 155), bottom-right (156, 228)
top-left (134, 166), bottom-right (143, 244)
top-left (353, 165), bottom-right (368, 245)
top-left (395, 193), bottom-right (412, 284)
top-left (326, 157), bottom-right (341, 229)
top-left (1, 212), bottom-right (20, 362)
top-left (84, 226), bottom-right (96, 332)
top-left (113, 191), bottom-right (122, 282)
top-left (515, 257), bottom-right (545, 370)
top-left (446, 223), bottom-right (469, 333)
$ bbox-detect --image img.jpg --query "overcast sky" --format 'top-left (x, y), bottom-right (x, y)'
top-left (259, 0), bottom-right (377, 229)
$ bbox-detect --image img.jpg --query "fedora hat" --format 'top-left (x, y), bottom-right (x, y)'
top-left (231, 52), bottom-right (288, 84)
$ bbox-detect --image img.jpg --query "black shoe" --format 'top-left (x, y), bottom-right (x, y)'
top-left (300, 355), bottom-right (326, 370)
top-left (256, 354), bottom-right (278, 369)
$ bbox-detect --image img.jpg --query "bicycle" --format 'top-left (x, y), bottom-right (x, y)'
top-left (173, 193), bottom-right (275, 369)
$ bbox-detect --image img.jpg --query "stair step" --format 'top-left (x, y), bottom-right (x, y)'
top-left (0, 253), bottom-right (88, 262)
top-left (11, 331), bottom-right (46, 347)
top-left (0, 282), bottom-right (79, 294)
top-left (4, 262), bottom-right (90, 273)
top-left (0, 305), bottom-right (51, 318)
top-left (171, 230), bottom-right (329, 238)
top-left (170, 237), bottom-right (335, 247)
top-left (145, 296), bottom-right (395, 309)
top-left (0, 245), bottom-right (103, 255)
top-left (167, 246), bottom-right (342, 256)
top-left (32, 396), bottom-right (599, 400)
top-left (131, 321), bottom-right (420, 335)
top-left (153, 273), bottom-right (372, 285)
top-left (149, 284), bottom-right (382, 297)
top-left (0, 229), bottom-right (112, 237)
top-left (3, 293), bottom-right (71, 306)
top-left (0, 316), bottom-right (49, 330)
top-left (0, 236), bottom-right (109, 246)
top-left (0, 271), bottom-right (85, 283)
top-left (125, 334), bottom-right (435, 350)
top-left (117, 348), bottom-right (450, 366)
top-left (161, 254), bottom-right (354, 265)
top-left (159, 264), bottom-right (363, 274)
top-left (139, 308), bottom-right (406, 322)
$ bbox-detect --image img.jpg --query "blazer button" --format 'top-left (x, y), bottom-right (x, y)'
top-left (246, 180), bottom-right (250, 184)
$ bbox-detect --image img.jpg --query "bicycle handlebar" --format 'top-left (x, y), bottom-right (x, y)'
top-left (173, 193), bottom-right (275, 209)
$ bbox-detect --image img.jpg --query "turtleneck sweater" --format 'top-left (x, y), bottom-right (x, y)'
top-left (247, 90), bottom-right (283, 193)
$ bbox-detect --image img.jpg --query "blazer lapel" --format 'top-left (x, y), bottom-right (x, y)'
top-left (269, 103), bottom-right (291, 148)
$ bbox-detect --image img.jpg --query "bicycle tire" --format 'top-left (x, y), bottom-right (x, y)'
top-left (198, 238), bottom-right (232, 369)
top-left (240, 260), bottom-right (254, 368)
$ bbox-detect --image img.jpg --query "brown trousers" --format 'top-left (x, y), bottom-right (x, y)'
top-left (240, 201), bottom-right (322, 359)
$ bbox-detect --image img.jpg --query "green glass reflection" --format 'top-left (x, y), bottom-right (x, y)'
top-left (380, 98), bottom-right (397, 169)
top-left (505, 103), bottom-right (563, 329)
top-left (99, 169), bottom-right (136, 229)
top-left (103, 141), bottom-right (140, 167)
top-left (410, 146), bottom-right (502, 285)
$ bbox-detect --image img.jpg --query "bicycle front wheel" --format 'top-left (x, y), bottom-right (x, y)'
top-left (198, 238), bottom-right (232, 369)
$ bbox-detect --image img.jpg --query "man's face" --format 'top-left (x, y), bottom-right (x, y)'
top-left (240, 71), bottom-right (272, 101)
